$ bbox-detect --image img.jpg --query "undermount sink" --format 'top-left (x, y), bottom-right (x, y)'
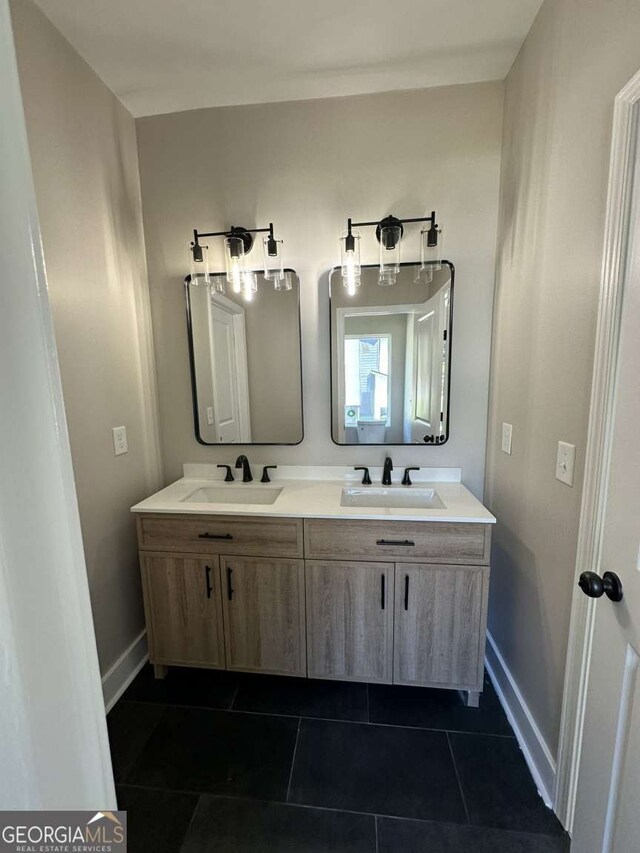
top-left (183, 486), bottom-right (283, 506)
top-left (341, 487), bottom-right (445, 510)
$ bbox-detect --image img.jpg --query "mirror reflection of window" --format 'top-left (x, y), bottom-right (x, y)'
top-left (344, 335), bottom-right (391, 427)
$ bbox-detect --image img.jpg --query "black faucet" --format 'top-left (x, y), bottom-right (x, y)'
top-left (382, 457), bottom-right (393, 486)
top-left (235, 455), bottom-right (253, 483)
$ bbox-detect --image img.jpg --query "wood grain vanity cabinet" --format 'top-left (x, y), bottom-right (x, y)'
top-left (393, 563), bottom-right (488, 690)
top-left (305, 560), bottom-right (394, 683)
top-left (136, 512), bottom-right (491, 704)
top-left (140, 553), bottom-right (226, 670)
top-left (137, 514), bottom-right (305, 677)
top-left (220, 556), bottom-right (306, 676)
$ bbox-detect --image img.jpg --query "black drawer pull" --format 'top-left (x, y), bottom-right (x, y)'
top-left (205, 565), bottom-right (213, 599)
top-left (404, 575), bottom-right (409, 610)
top-left (226, 566), bottom-right (234, 601)
top-left (381, 574), bottom-right (386, 610)
top-left (198, 532), bottom-right (233, 540)
top-left (376, 539), bottom-right (415, 547)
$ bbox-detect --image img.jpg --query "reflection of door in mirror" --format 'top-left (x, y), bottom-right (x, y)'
top-left (187, 272), bottom-right (304, 445)
top-left (208, 296), bottom-right (251, 443)
top-left (410, 283), bottom-right (450, 443)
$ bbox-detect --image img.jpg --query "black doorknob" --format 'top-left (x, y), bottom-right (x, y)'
top-left (578, 571), bottom-right (623, 602)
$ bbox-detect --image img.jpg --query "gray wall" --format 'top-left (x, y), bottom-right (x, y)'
top-left (136, 82), bottom-right (504, 495)
top-left (10, 0), bottom-right (161, 675)
top-left (485, 0), bottom-right (640, 755)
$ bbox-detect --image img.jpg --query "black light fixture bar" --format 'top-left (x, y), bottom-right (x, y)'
top-left (193, 222), bottom-right (275, 254)
top-left (191, 222), bottom-right (280, 260)
top-left (193, 223), bottom-right (274, 241)
top-left (346, 210), bottom-right (437, 234)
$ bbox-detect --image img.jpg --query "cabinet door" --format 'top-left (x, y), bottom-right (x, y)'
top-left (394, 563), bottom-right (488, 690)
top-left (220, 557), bottom-right (306, 676)
top-left (140, 553), bottom-right (225, 668)
top-left (306, 560), bottom-right (394, 684)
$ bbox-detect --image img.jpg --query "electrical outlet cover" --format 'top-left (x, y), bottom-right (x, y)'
top-left (112, 425), bottom-right (128, 456)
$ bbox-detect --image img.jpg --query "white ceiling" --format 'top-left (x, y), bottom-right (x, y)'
top-left (33, 0), bottom-right (543, 117)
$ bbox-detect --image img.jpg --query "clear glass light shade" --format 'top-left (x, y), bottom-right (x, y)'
top-left (378, 270), bottom-right (397, 287)
top-left (419, 224), bottom-right (444, 271)
top-left (414, 264), bottom-right (434, 284)
top-left (189, 242), bottom-right (211, 285)
top-left (274, 270), bottom-right (293, 292)
top-left (263, 235), bottom-right (284, 282)
top-left (379, 225), bottom-right (401, 281)
top-left (212, 274), bottom-right (226, 294)
top-left (225, 236), bottom-right (247, 293)
top-left (242, 271), bottom-right (258, 302)
top-left (341, 230), bottom-right (361, 293)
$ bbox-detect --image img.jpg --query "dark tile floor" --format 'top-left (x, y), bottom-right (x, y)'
top-left (110, 666), bottom-right (570, 852)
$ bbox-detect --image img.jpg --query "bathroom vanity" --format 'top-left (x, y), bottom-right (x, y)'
top-left (132, 467), bottom-right (495, 706)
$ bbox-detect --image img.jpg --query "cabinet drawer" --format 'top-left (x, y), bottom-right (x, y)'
top-left (304, 519), bottom-right (490, 564)
top-left (137, 513), bottom-right (304, 558)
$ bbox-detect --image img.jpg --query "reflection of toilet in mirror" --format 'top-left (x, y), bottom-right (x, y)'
top-left (357, 419), bottom-right (386, 443)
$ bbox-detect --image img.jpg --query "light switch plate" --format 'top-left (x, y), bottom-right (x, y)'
top-left (206, 406), bottom-right (214, 426)
top-left (501, 423), bottom-right (513, 455)
top-left (112, 425), bottom-right (128, 456)
top-left (556, 441), bottom-right (575, 486)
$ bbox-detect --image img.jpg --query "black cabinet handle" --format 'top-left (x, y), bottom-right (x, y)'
top-left (381, 574), bottom-right (385, 610)
top-left (205, 565), bottom-right (213, 599)
top-left (376, 539), bottom-right (415, 547)
top-left (404, 575), bottom-right (409, 610)
top-left (226, 566), bottom-right (234, 601)
top-left (198, 532), bottom-right (233, 540)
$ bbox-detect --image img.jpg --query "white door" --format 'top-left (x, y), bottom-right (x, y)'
top-left (209, 302), bottom-right (250, 443)
top-left (571, 111), bottom-right (640, 852)
top-left (410, 284), bottom-right (449, 443)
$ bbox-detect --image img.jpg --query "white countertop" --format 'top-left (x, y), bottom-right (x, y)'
top-left (131, 465), bottom-right (495, 524)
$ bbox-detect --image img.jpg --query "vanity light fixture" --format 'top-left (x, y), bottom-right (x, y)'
top-left (189, 221), bottom-right (286, 299)
top-left (378, 216), bottom-right (402, 286)
top-left (339, 211), bottom-right (442, 293)
top-left (189, 239), bottom-right (211, 285)
top-left (340, 228), bottom-right (361, 295)
top-left (415, 215), bottom-right (444, 283)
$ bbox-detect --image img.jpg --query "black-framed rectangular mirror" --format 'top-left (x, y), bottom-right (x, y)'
top-left (329, 261), bottom-right (453, 445)
top-left (186, 270), bottom-right (303, 445)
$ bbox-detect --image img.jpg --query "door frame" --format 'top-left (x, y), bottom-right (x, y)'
top-left (555, 67), bottom-right (640, 832)
top-left (0, 0), bottom-right (115, 808)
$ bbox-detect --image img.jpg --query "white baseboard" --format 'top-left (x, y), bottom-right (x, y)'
top-left (102, 630), bottom-right (148, 713)
top-left (485, 631), bottom-right (557, 809)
